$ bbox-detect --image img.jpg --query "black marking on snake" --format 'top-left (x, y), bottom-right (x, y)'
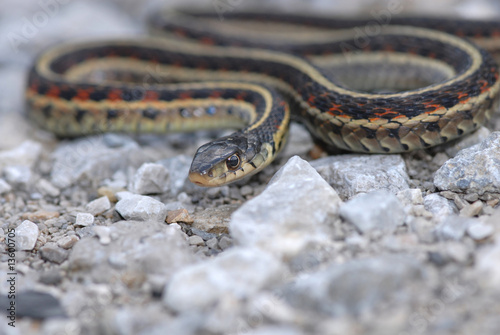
top-left (143, 108), bottom-right (159, 119)
top-left (107, 109), bottom-right (119, 119)
top-left (75, 109), bottom-right (86, 123)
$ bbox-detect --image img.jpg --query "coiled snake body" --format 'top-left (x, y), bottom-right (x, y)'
top-left (26, 10), bottom-right (500, 186)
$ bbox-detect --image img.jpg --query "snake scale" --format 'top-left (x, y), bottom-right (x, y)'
top-left (25, 9), bottom-right (500, 186)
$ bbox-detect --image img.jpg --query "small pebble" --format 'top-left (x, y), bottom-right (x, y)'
top-left (115, 192), bottom-right (168, 222)
top-left (166, 208), bottom-right (194, 224)
top-left (464, 193), bottom-right (479, 202)
top-left (85, 196), bottom-right (111, 216)
top-left (15, 220), bottom-right (39, 251)
top-left (131, 163), bottom-right (169, 194)
top-left (40, 243), bottom-right (69, 264)
top-left (459, 201), bottom-right (483, 217)
top-left (75, 213), bottom-right (95, 227)
top-left (94, 226), bottom-right (112, 245)
top-left (218, 235), bottom-right (233, 250)
top-left (22, 210), bottom-right (60, 222)
top-left (97, 186), bottom-right (123, 202)
top-left (188, 235), bottom-right (205, 246)
top-left (206, 237), bottom-right (219, 250)
top-left (467, 222), bottom-right (494, 241)
top-left (57, 235), bottom-right (79, 249)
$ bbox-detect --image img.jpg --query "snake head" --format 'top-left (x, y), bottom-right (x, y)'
top-left (188, 134), bottom-right (265, 187)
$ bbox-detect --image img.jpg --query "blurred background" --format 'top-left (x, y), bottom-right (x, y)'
top-left (1, 0), bottom-right (499, 148)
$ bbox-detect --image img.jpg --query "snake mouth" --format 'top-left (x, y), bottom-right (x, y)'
top-left (188, 171), bottom-right (211, 187)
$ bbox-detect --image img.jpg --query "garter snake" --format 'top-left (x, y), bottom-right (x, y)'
top-left (25, 9), bottom-right (500, 187)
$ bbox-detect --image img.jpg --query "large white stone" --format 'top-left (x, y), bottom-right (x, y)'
top-left (230, 156), bottom-right (342, 257)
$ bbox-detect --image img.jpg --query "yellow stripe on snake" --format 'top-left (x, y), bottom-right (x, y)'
top-left (26, 9), bottom-right (500, 186)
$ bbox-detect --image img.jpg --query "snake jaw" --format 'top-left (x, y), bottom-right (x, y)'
top-left (188, 134), bottom-right (260, 187)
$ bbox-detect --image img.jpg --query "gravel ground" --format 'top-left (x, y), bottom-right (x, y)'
top-left (1, 1), bottom-right (500, 334)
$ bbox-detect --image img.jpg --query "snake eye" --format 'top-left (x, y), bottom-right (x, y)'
top-left (226, 154), bottom-right (241, 170)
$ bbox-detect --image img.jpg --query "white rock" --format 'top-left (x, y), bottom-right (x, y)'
top-left (423, 194), bottom-right (457, 222)
top-left (0, 178), bottom-right (12, 194)
top-left (4, 165), bottom-right (31, 186)
top-left (130, 163), bottom-right (169, 194)
top-left (75, 213), bottom-right (95, 227)
top-left (94, 226), bottom-right (111, 245)
top-left (85, 196), bottom-right (111, 216)
top-left (434, 132), bottom-right (500, 195)
top-left (339, 190), bottom-right (405, 234)
top-left (396, 189), bottom-right (424, 206)
top-left (230, 156), bottom-right (342, 257)
top-left (0, 140), bottom-right (42, 171)
top-left (50, 135), bottom-right (147, 189)
top-left (115, 193), bottom-right (167, 222)
top-left (311, 154), bottom-right (410, 200)
top-left (163, 248), bottom-right (285, 312)
top-left (466, 222), bottom-right (494, 240)
top-left (15, 220), bottom-right (39, 251)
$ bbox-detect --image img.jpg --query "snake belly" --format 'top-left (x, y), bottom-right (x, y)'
top-left (26, 10), bottom-right (500, 186)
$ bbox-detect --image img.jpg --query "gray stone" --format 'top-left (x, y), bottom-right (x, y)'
top-left (434, 132), bottom-right (500, 195)
top-left (0, 140), bottom-right (42, 171)
top-left (188, 235), bottom-right (205, 246)
top-left (57, 235), bottom-right (79, 249)
top-left (115, 192), bottom-right (168, 222)
top-left (85, 196), bottom-right (111, 216)
top-left (131, 163), bottom-right (169, 194)
top-left (230, 156), bottom-right (342, 257)
top-left (0, 178), bottom-right (11, 194)
top-left (206, 237), bottom-right (219, 249)
top-left (15, 220), bottom-right (39, 251)
top-left (423, 194), bottom-right (458, 221)
top-left (50, 135), bottom-right (147, 189)
top-left (163, 248), bottom-right (285, 312)
top-left (0, 290), bottom-right (66, 319)
top-left (218, 235), bottom-right (233, 250)
top-left (283, 255), bottom-right (424, 317)
top-left (40, 243), bottom-right (69, 264)
top-left (311, 154), bottom-right (410, 200)
top-left (339, 190), bottom-right (405, 234)
top-left (75, 213), bottom-right (95, 227)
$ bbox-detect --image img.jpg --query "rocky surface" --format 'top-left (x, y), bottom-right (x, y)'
top-left (1, 1), bottom-right (500, 335)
